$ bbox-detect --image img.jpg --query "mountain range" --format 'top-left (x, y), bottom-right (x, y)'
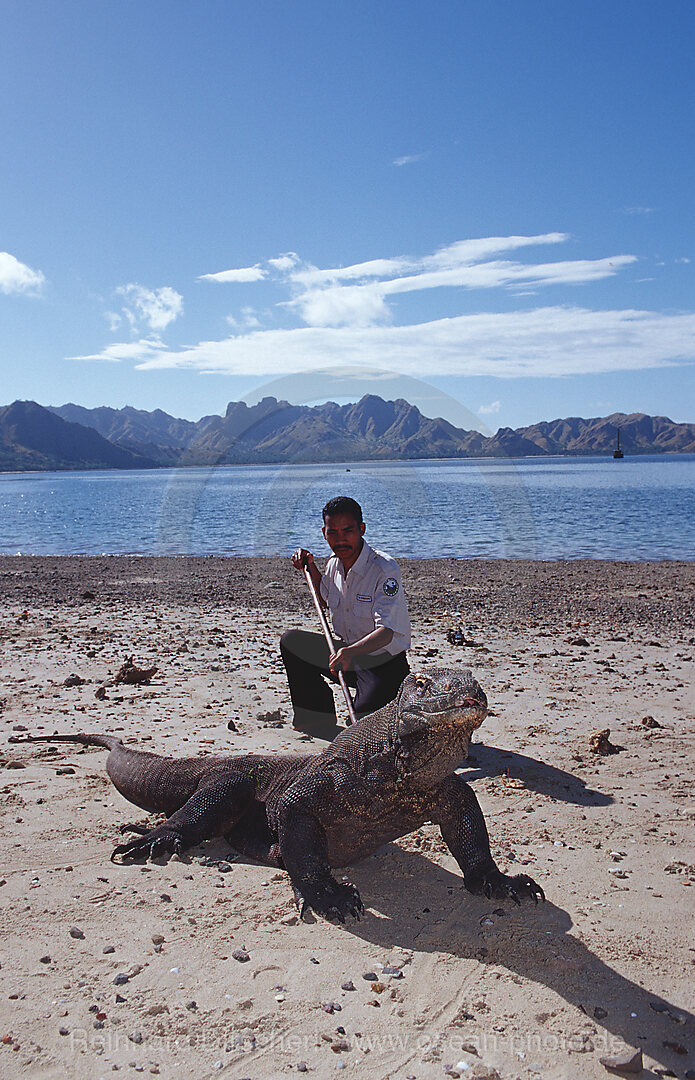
top-left (0, 396), bottom-right (693, 472)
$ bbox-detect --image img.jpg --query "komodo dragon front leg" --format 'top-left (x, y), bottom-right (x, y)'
top-left (276, 782), bottom-right (364, 923)
top-left (433, 775), bottom-right (545, 904)
top-left (112, 772), bottom-right (256, 862)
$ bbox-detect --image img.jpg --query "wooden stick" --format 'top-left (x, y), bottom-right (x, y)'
top-left (302, 560), bottom-right (358, 726)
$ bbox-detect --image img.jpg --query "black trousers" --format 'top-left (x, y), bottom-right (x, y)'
top-left (280, 629), bottom-right (410, 730)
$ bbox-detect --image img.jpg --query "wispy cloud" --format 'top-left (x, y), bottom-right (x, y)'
top-left (478, 400), bottom-right (502, 415)
top-left (198, 265), bottom-right (267, 283)
top-left (623, 206), bottom-right (655, 215)
top-left (73, 338), bottom-right (166, 364)
top-left (114, 284), bottom-right (183, 332)
top-left (0, 251), bottom-right (46, 295)
top-left (290, 234), bottom-right (570, 291)
top-left (73, 306), bottom-right (695, 381)
top-left (77, 234), bottom-right (692, 385)
top-left (392, 152), bottom-right (427, 167)
top-left (283, 233), bottom-right (635, 329)
top-left (193, 234), bottom-right (621, 332)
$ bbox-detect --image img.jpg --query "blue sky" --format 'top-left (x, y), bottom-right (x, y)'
top-left (1, 0), bottom-right (694, 432)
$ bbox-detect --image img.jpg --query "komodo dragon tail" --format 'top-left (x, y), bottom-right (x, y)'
top-left (8, 732), bottom-right (232, 817)
top-left (9, 733), bottom-right (123, 751)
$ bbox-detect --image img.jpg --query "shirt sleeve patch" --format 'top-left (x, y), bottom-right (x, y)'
top-left (383, 577), bottom-right (399, 597)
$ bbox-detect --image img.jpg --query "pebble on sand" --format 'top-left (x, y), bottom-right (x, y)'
top-left (599, 1047), bottom-right (643, 1073)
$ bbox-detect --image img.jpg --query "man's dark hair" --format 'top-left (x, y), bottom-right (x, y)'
top-left (322, 496), bottom-right (363, 524)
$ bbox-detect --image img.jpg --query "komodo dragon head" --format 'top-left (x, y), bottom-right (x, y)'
top-left (393, 667), bottom-right (487, 782)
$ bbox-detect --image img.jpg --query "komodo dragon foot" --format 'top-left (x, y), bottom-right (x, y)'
top-left (111, 822), bottom-right (184, 862)
top-left (469, 867), bottom-right (545, 905)
top-left (293, 879), bottom-right (365, 923)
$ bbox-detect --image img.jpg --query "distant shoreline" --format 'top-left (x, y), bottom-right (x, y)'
top-left (1, 447), bottom-right (694, 477)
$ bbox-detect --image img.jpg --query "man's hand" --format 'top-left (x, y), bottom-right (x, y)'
top-left (292, 548), bottom-right (325, 608)
top-left (329, 645), bottom-right (355, 674)
top-left (291, 548), bottom-right (314, 570)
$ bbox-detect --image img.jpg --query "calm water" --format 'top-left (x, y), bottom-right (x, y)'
top-left (0, 455), bottom-right (693, 560)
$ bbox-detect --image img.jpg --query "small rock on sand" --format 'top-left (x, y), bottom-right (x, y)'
top-left (599, 1047), bottom-right (643, 1073)
top-left (589, 729), bottom-right (624, 755)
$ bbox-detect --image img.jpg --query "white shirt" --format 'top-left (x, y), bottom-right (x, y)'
top-left (320, 540), bottom-right (410, 656)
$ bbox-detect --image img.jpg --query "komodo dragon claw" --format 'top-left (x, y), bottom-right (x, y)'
top-left (294, 881), bottom-right (364, 923)
top-left (111, 824), bottom-right (184, 863)
top-left (481, 871), bottom-right (545, 905)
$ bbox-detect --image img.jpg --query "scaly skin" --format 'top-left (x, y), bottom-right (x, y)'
top-left (13, 668), bottom-right (544, 921)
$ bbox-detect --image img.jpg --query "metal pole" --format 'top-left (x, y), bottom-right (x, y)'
top-left (302, 560), bottom-right (358, 726)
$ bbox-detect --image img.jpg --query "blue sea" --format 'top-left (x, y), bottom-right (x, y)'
top-left (0, 454), bottom-right (693, 561)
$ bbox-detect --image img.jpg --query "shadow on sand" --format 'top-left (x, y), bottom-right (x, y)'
top-left (328, 844), bottom-right (693, 1077)
top-left (462, 742), bottom-right (613, 806)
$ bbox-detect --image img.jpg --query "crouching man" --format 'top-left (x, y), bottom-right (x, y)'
top-left (280, 496), bottom-right (410, 739)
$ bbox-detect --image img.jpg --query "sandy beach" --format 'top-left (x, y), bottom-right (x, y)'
top-left (0, 555), bottom-right (693, 1080)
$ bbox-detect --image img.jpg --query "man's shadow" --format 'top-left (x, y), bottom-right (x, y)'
top-left (331, 844), bottom-right (693, 1076)
top-left (462, 743), bottom-right (613, 806)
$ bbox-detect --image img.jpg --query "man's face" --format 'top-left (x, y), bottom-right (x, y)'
top-left (322, 513), bottom-right (366, 569)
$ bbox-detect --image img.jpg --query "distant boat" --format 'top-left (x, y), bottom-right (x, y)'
top-left (613, 427), bottom-right (624, 459)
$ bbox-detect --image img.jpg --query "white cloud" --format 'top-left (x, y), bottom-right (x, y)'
top-left (75, 306), bottom-right (695, 381)
top-left (623, 206), bottom-right (655, 215)
top-left (79, 234), bottom-right (693, 392)
top-left (267, 253), bottom-right (300, 271)
top-left (292, 256), bottom-right (414, 288)
top-left (198, 265), bottom-right (266, 283)
top-left (115, 284), bottom-right (183, 332)
top-left (0, 251), bottom-right (46, 294)
top-left (285, 283), bottom-right (392, 327)
top-left (240, 306), bottom-right (261, 328)
top-left (290, 234), bottom-right (569, 291)
top-left (195, 234), bottom-right (614, 333)
top-left (478, 401), bottom-right (502, 415)
top-left (275, 234), bottom-right (639, 330)
top-left (285, 251), bottom-right (636, 329)
top-left (393, 153), bottom-right (427, 166)
top-left (71, 338), bottom-right (166, 363)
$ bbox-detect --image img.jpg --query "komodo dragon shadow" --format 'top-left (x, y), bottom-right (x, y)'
top-left (462, 744), bottom-right (613, 807)
top-left (331, 845), bottom-right (694, 1078)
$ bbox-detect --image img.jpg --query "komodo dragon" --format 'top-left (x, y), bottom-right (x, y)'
top-left (15, 668), bottom-right (544, 921)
